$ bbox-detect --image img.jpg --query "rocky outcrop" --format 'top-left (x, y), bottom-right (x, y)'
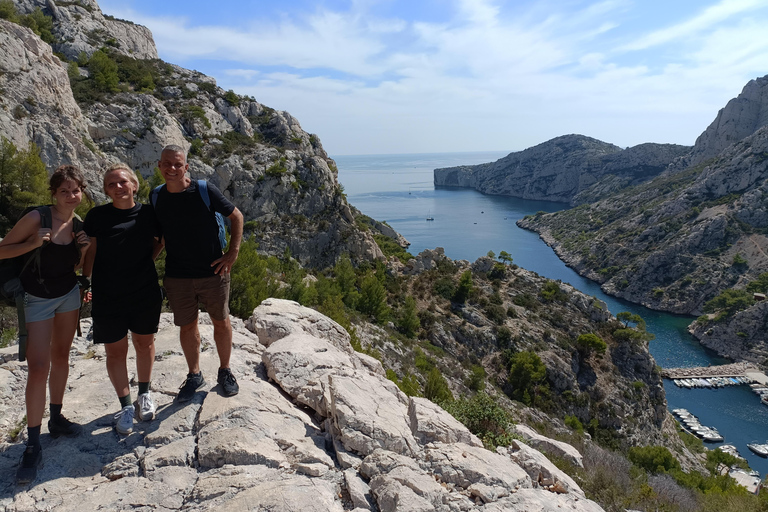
top-left (433, 135), bottom-right (690, 205)
top-left (0, 303), bottom-right (605, 511)
top-left (0, 3), bottom-right (384, 268)
top-left (689, 302), bottom-right (768, 366)
top-left (0, 19), bottom-right (102, 187)
top-left (15, 0), bottom-right (158, 60)
top-left (689, 75), bottom-right (768, 167)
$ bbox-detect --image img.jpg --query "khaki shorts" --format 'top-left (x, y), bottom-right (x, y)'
top-left (163, 274), bottom-right (230, 326)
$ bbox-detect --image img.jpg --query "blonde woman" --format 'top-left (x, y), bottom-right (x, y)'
top-left (0, 165), bottom-right (91, 485)
top-left (83, 164), bottom-right (162, 437)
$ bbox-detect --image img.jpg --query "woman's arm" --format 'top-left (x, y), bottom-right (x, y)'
top-left (152, 237), bottom-right (165, 260)
top-left (74, 230), bottom-right (92, 271)
top-left (82, 237), bottom-right (97, 277)
top-left (0, 210), bottom-right (46, 260)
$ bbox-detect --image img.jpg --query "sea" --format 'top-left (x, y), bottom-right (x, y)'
top-left (334, 151), bottom-right (768, 476)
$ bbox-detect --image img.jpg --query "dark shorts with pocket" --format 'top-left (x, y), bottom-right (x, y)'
top-left (163, 274), bottom-right (230, 326)
top-left (92, 291), bottom-right (162, 344)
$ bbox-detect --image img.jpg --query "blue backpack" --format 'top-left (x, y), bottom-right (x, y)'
top-left (151, 180), bottom-right (228, 251)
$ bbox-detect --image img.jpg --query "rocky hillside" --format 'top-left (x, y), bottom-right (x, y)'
top-left (689, 301), bottom-right (768, 367)
top-left (378, 249), bottom-right (676, 451)
top-left (0, 306), bottom-right (605, 511)
top-left (518, 76), bottom-right (768, 324)
top-left (433, 135), bottom-right (690, 205)
top-left (0, 2), bottom-right (382, 268)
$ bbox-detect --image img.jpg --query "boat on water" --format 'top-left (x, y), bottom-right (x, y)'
top-left (747, 442), bottom-right (768, 457)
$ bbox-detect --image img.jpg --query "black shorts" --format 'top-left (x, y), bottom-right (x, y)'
top-left (92, 295), bottom-right (162, 344)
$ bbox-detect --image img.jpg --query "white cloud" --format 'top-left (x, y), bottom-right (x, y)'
top-left (620, 0), bottom-right (767, 51)
top-left (99, 0), bottom-right (768, 154)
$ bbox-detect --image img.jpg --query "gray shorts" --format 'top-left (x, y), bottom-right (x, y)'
top-left (164, 274), bottom-right (230, 326)
top-left (24, 285), bottom-right (81, 323)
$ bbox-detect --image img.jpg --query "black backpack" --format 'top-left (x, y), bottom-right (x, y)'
top-left (0, 206), bottom-right (83, 361)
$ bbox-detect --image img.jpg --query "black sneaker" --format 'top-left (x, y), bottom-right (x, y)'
top-left (177, 372), bottom-right (206, 402)
top-left (217, 368), bottom-right (239, 397)
top-left (48, 414), bottom-right (82, 438)
top-left (16, 445), bottom-right (42, 485)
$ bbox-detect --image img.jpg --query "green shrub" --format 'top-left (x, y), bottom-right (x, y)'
top-left (423, 367), bottom-right (453, 403)
top-left (452, 271), bottom-right (472, 303)
top-left (441, 392), bottom-right (515, 449)
top-left (575, 333), bottom-right (607, 355)
top-left (627, 445), bottom-right (680, 474)
top-left (507, 350), bottom-right (547, 406)
top-left (465, 365), bottom-right (486, 392)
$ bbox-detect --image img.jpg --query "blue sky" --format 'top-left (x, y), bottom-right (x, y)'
top-left (98, 0), bottom-right (768, 156)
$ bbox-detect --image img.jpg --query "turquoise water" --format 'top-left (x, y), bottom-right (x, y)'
top-left (335, 152), bottom-right (768, 475)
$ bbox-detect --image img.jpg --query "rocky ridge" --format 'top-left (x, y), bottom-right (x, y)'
top-left (0, 4), bottom-right (382, 268)
top-left (14, 0), bottom-right (158, 61)
top-left (433, 135), bottom-right (690, 205)
top-left (0, 302), bottom-right (605, 511)
top-left (517, 79), bottom-right (768, 319)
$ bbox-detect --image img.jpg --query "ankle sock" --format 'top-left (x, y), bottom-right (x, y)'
top-left (119, 394), bottom-right (132, 408)
top-left (138, 382), bottom-right (150, 395)
top-left (50, 403), bottom-right (62, 420)
top-left (27, 425), bottom-right (41, 447)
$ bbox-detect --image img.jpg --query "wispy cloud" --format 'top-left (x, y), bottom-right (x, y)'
top-left (99, 0), bottom-right (768, 154)
top-left (620, 0), bottom-right (767, 51)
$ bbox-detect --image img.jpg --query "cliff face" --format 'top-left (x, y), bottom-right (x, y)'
top-left (688, 75), bottom-right (768, 167)
top-left (517, 75), bottom-right (768, 359)
top-left (689, 302), bottom-right (768, 366)
top-left (433, 135), bottom-right (690, 205)
top-left (15, 0), bottom-right (158, 60)
top-left (0, 6), bottom-right (382, 268)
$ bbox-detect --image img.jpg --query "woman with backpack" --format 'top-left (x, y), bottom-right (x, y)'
top-left (0, 165), bottom-right (91, 485)
top-left (82, 163), bottom-right (163, 438)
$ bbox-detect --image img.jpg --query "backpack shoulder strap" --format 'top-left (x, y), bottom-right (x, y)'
top-left (197, 180), bottom-right (212, 211)
top-left (150, 184), bottom-right (165, 207)
top-left (37, 205), bottom-right (52, 230)
top-left (72, 212), bottom-right (83, 233)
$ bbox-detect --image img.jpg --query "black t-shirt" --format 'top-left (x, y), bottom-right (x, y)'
top-left (20, 241), bottom-right (79, 299)
top-left (84, 203), bottom-right (161, 314)
top-left (153, 180), bottom-right (235, 278)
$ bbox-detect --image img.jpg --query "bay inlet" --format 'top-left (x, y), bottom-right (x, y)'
top-left (335, 151), bottom-right (768, 476)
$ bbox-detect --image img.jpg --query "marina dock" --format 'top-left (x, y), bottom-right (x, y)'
top-left (661, 362), bottom-right (764, 381)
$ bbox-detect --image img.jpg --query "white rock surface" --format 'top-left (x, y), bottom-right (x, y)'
top-left (0, 306), bottom-right (602, 511)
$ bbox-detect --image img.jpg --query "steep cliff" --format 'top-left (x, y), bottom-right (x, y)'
top-left (433, 135), bottom-right (690, 205)
top-left (518, 75), bottom-right (768, 354)
top-left (0, 5), bottom-right (382, 268)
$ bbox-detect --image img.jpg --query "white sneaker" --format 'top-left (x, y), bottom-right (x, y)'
top-left (114, 405), bottom-right (135, 435)
top-left (134, 392), bottom-right (155, 422)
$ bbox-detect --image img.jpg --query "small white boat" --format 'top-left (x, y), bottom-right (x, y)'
top-left (747, 443), bottom-right (768, 457)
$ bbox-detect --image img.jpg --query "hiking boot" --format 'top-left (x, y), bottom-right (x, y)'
top-left (48, 414), bottom-right (82, 438)
top-left (217, 367), bottom-right (239, 397)
top-left (134, 392), bottom-right (155, 422)
top-left (114, 405), bottom-right (135, 435)
top-left (177, 372), bottom-right (206, 402)
top-left (15, 445), bottom-right (42, 485)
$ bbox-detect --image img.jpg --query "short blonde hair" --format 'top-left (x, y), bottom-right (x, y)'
top-left (103, 163), bottom-right (140, 195)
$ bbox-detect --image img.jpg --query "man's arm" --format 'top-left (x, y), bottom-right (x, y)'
top-left (211, 207), bottom-right (243, 275)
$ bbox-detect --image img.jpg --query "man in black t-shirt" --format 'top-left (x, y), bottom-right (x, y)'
top-left (154, 145), bottom-right (244, 401)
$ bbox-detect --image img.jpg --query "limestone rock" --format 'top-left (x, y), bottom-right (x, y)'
top-left (248, 298), bottom-right (353, 352)
top-left (408, 396), bottom-right (483, 448)
top-left (329, 374), bottom-right (419, 457)
top-left (690, 75), bottom-right (768, 166)
top-left (16, 0), bottom-right (159, 60)
top-left (515, 424), bottom-right (584, 468)
top-left (0, 307), bottom-right (604, 512)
